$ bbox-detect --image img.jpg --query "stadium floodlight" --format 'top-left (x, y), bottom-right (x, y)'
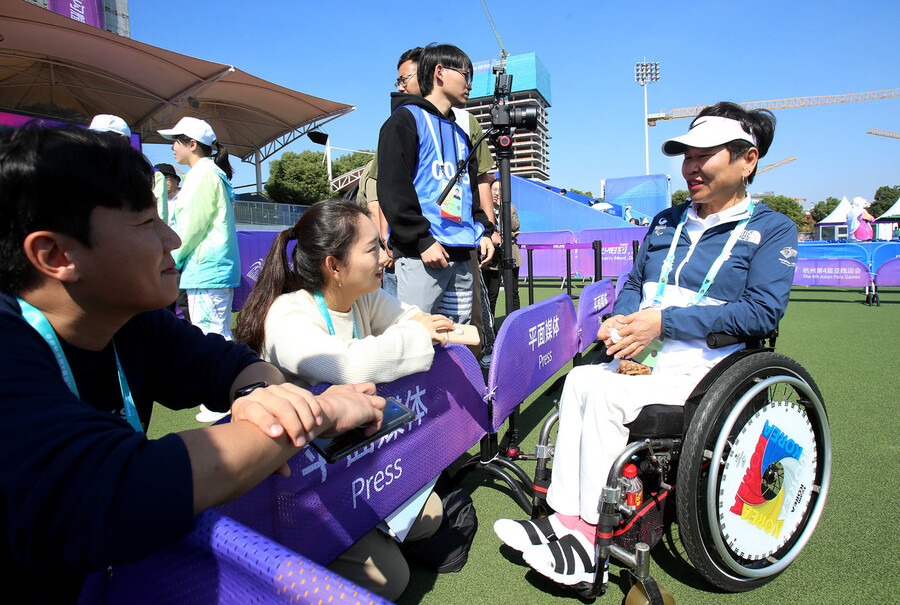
top-left (635, 60), bottom-right (660, 175)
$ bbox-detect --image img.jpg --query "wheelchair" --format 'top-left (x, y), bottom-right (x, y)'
top-left (529, 332), bottom-right (832, 604)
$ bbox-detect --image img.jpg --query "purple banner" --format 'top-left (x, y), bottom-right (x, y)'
top-left (574, 279), bottom-right (615, 354)
top-left (518, 230), bottom-right (576, 278)
top-left (216, 344), bottom-right (488, 566)
top-left (49, 0), bottom-right (104, 29)
top-left (793, 258), bottom-right (871, 287)
top-left (874, 257), bottom-right (900, 286)
top-left (487, 293), bottom-right (578, 430)
top-left (576, 227), bottom-right (647, 279)
top-left (233, 230), bottom-right (280, 311)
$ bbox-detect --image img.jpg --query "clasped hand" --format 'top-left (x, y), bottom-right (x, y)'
top-left (230, 382), bottom-right (386, 475)
top-left (597, 310), bottom-right (662, 360)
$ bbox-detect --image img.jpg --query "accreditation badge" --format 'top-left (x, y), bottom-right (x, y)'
top-left (439, 180), bottom-right (464, 223)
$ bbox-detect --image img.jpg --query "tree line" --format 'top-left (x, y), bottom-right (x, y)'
top-left (672, 186), bottom-right (900, 232)
top-left (265, 150), bottom-right (372, 205)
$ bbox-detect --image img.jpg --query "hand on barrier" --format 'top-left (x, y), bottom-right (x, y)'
top-left (491, 231), bottom-right (502, 245)
top-left (412, 312), bottom-right (455, 346)
top-left (317, 383), bottom-right (386, 438)
top-left (603, 309), bottom-right (662, 360)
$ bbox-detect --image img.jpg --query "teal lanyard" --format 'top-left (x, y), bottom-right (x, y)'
top-left (313, 289), bottom-right (359, 339)
top-left (17, 298), bottom-right (143, 433)
top-left (652, 200), bottom-right (755, 308)
top-left (424, 113), bottom-right (464, 180)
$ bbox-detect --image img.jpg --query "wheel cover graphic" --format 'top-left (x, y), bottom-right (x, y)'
top-left (718, 401), bottom-right (817, 561)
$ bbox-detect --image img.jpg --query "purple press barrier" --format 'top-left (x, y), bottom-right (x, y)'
top-left (234, 230), bottom-right (282, 311)
top-left (79, 511), bottom-right (391, 605)
top-left (517, 231), bottom-right (576, 278)
top-left (874, 257), bottom-right (900, 286)
top-left (614, 268), bottom-right (633, 299)
top-left (793, 258), bottom-right (872, 287)
top-left (576, 227), bottom-right (648, 278)
top-left (574, 279), bottom-right (615, 354)
top-left (487, 293), bottom-right (578, 431)
top-left (216, 344), bottom-right (488, 566)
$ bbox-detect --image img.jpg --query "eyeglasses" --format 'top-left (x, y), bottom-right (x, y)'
top-left (442, 66), bottom-right (472, 86)
top-left (395, 73), bottom-right (416, 89)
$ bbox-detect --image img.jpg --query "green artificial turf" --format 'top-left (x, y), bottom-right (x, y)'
top-left (148, 283), bottom-right (900, 605)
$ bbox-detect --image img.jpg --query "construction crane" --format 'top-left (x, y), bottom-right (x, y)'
top-left (867, 128), bottom-right (900, 140)
top-left (481, 0), bottom-right (509, 60)
top-left (647, 89), bottom-right (900, 125)
top-left (757, 156), bottom-right (796, 175)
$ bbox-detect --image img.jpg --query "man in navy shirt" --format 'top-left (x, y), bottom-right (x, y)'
top-left (0, 125), bottom-right (386, 602)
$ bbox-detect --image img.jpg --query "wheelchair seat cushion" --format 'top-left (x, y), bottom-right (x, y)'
top-left (625, 404), bottom-right (684, 439)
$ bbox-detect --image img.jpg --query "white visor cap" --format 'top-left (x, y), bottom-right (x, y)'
top-left (662, 116), bottom-right (756, 156)
top-left (89, 114), bottom-right (131, 138)
top-left (158, 117), bottom-right (217, 147)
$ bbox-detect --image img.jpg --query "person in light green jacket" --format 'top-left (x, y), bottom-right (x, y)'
top-left (160, 117), bottom-right (242, 422)
top-left (159, 117), bottom-right (241, 337)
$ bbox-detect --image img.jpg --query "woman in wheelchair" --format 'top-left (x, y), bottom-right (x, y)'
top-left (494, 102), bottom-right (799, 587)
top-left (235, 199), bottom-right (453, 600)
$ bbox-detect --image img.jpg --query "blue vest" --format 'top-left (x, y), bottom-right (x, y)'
top-left (402, 104), bottom-right (484, 248)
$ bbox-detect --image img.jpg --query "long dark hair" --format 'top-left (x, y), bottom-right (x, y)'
top-left (694, 102), bottom-right (776, 184)
top-left (174, 134), bottom-right (233, 181)
top-left (235, 199), bottom-right (367, 354)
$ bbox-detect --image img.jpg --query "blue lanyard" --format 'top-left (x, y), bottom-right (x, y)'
top-left (652, 200), bottom-right (755, 308)
top-left (313, 289), bottom-right (359, 339)
top-left (17, 298), bottom-right (143, 433)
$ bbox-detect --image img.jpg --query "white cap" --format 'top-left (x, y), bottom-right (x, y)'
top-left (89, 114), bottom-right (131, 138)
top-left (158, 117), bottom-right (217, 147)
top-left (662, 116), bottom-right (756, 156)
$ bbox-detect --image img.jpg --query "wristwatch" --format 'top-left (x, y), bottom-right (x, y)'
top-left (234, 381), bottom-right (268, 399)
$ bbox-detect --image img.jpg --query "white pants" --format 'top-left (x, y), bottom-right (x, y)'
top-left (545, 362), bottom-right (708, 524)
top-left (187, 288), bottom-right (234, 340)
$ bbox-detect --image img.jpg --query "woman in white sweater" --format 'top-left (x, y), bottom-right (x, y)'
top-left (236, 199), bottom-right (452, 387)
top-left (234, 199), bottom-right (452, 600)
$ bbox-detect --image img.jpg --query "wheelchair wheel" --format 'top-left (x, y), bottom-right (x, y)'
top-left (676, 352), bottom-right (831, 592)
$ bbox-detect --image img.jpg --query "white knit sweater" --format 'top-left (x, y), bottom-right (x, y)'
top-left (262, 289), bottom-right (435, 387)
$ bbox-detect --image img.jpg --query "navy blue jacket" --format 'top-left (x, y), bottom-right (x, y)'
top-left (0, 293), bottom-right (261, 602)
top-left (615, 201), bottom-right (798, 342)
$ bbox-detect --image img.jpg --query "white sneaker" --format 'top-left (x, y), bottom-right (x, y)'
top-left (493, 516), bottom-right (566, 553)
top-left (521, 532), bottom-right (597, 586)
top-left (195, 404), bottom-right (228, 423)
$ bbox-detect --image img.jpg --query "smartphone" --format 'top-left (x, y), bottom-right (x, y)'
top-left (310, 397), bottom-right (416, 464)
top-left (442, 323), bottom-right (481, 346)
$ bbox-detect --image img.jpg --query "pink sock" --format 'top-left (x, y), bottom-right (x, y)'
top-left (553, 513), bottom-right (597, 545)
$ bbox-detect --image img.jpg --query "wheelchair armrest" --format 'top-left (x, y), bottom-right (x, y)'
top-left (706, 328), bottom-right (778, 350)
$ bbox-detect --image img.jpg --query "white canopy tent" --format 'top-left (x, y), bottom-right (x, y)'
top-left (815, 196), bottom-right (852, 240)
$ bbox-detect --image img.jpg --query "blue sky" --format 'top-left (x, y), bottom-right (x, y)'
top-left (133, 0), bottom-right (900, 209)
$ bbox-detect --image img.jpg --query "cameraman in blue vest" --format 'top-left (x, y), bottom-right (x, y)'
top-left (376, 43), bottom-right (495, 324)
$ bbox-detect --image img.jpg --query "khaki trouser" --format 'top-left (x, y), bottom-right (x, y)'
top-left (327, 491), bottom-right (443, 601)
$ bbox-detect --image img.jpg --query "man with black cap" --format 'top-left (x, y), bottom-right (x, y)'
top-left (155, 162), bottom-right (182, 218)
top-left (155, 163), bottom-right (190, 321)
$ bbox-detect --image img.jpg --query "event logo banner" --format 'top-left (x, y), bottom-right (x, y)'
top-left (48, 0), bottom-right (104, 29)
